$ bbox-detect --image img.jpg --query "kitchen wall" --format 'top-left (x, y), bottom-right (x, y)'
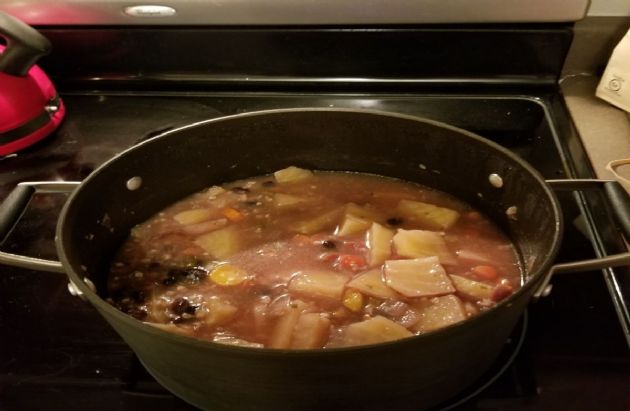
top-left (562, 0), bottom-right (630, 76)
top-left (588, 0), bottom-right (630, 16)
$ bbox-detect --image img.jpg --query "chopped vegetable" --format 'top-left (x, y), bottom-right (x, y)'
top-left (174, 208), bottom-right (214, 225)
top-left (338, 315), bottom-right (413, 347)
top-left (471, 265), bottom-right (499, 281)
top-left (222, 207), bottom-right (245, 222)
top-left (392, 229), bottom-right (456, 265)
top-left (274, 166), bottom-right (314, 183)
top-left (269, 300), bottom-right (304, 348)
top-left (288, 269), bottom-right (348, 300)
top-left (181, 218), bottom-right (228, 235)
top-left (449, 274), bottom-right (494, 300)
top-left (344, 203), bottom-right (384, 223)
top-left (291, 208), bottom-right (342, 234)
top-left (291, 313), bottom-right (331, 349)
top-left (273, 193), bottom-right (309, 208)
top-left (491, 282), bottom-right (514, 302)
top-left (337, 254), bottom-right (367, 272)
top-left (196, 297), bottom-right (238, 327)
top-left (212, 335), bottom-right (264, 348)
top-left (347, 268), bottom-right (399, 299)
top-left (194, 226), bottom-right (241, 259)
top-left (342, 289), bottom-right (364, 312)
top-left (412, 295), bottom-right (467, 333)
top-left (209, 263), bottom-right (249, 286)
top-left (336, 213), bottom-right (371, 236)
top-left (384, 257), bottom-right (455, 297)
top-left (367, 222), bottom-right (394, 266)
top-left (397, 199), bottom-right (460, 230)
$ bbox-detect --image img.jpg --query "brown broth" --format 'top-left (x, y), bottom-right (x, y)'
top-left (107, 168), bottom-right (521, 349)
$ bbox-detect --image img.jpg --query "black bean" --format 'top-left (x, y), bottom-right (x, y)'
top-left (171, 298), bottom-right (192, 316)
top-left (321, 240), bottom-right (336, 249)
top-left (386, 217), bottom-right (404, 226)
top-left (172, 316), bottom-right (185, 324)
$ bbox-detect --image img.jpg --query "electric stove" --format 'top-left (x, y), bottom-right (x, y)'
top-left (1, 20), bottom-right (629, 411)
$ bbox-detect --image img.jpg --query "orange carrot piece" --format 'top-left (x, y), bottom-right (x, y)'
top-left (472, 265), bottom-right (499, 281)
top-left (337, 254), bottom-right (367, 272)
top-left (222, 207), bottom-right (245, 222)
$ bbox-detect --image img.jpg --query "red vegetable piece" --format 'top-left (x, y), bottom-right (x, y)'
top-left (492, 283), bottom-right (514, 302)
top-left (337, 254), bottom-right (367, 272)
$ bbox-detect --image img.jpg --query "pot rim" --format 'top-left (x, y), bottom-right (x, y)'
top-left (56, 107), bottom-right (564, 355)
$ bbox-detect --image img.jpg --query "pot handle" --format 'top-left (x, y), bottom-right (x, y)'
top-left (534, 179), bottom-right (630, 297)
top-left (0, 11), bottom-right (51, 76)
top-left (0, 181), bottom-right (80, 273)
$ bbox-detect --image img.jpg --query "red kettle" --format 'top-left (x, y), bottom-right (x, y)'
top-left (0, 11), bottom-right (65, 156)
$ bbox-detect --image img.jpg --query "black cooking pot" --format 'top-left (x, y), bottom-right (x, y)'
top-left (1, 109), bottom-right (629, 411)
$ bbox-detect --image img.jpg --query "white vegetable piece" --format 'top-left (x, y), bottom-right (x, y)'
top-left (392, 229), bottom-right (456, 265)
top-left (336, 213), bottom-right (371, 236)
top-left (291, 208), bottom-right (342, 234)
top-left (339, 315), bottom-right (413, 347)
top-left (347, 268), bottom-right (399, 299)
top-left (288, 269), bottom-right (349, 300)
top-left (194, 225), bottom-right (241, 259)
top-left (367, 222), bottom-right (394, 266)
top-left (384, 257), bottom-right (455, 297)
top-left (273, 193), bottom-right (309, 208)
top-left (274, 166), bottom-right (313, 183)
top-left (174, 208), bottom-right (214, 225)
top-left (291, 313), bottom-right (331, 349)
top-left (396, 199), bottom-right (460, 230)
top-left (449, 275), bottom-right (494, 300)
top-left (269, 301), bottom-right (305, 348)
top-left (412, 294), bottom-right (467, 333)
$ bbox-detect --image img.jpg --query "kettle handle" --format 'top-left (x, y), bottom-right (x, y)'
top-left (0, 11), bottom-right (51, 76)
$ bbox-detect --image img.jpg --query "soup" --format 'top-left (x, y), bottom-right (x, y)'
top-left (107, 167), bottom-right (520, 349)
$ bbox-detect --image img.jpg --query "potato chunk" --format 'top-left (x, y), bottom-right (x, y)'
top-left (339, 315), bottom-right (413, 347)
top-left (384, 257), bottom-right (455, 297)
top-left (291, 209), bottom-right (342, 234)
top-left (336, 213), bottom-right (371, 236)
top-left (274, 166), bottom-right (313, 183)
top-left (449, 275), bottom-right (494, 300)
top-left (273, 193), bottom-right (309, 208)
top-left (392, 229), bottom-right (456, 265)
top-left (344, 203), bottom-right (384, 223)
top-left (291, 313), bottom-right (331, 349)
top-left (196, 297), bottom-right (238, 327)
top-left (347, 269), bottom-right (399, 299)
top-left (174, 208), bottom-right (214, 225)
top-left (367, 222), bottom-right (394, 266)
top-left (269, 301), bottom-right (304, 348)
top-left (397, 200), bottom-right (460, 230)
top-left (289, 269), bottom-right (348, 300)
top-left (194, 225), bottom-right (241, 259)
top-left (412, 295), bottom-right (467, 333)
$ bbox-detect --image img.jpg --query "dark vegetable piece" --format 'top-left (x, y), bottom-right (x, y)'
top-left (386, 217), bottom-right (404, 226)
top-left (172, 298), bottom-right (197, 315)
top-left (321, 240), bottom-right (336, 250)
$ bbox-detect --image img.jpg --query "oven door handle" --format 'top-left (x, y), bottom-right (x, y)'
top-left (534, 179), bottom-right (630, 298)
top-left (0, 181), bottom-right (80, 273)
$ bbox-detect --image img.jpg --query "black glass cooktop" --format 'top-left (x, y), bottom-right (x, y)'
top-left (1, 92), bottom-right (629, 411)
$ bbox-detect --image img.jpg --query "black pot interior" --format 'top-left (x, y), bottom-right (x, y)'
top-left (59, 109), bottom-right (561, 299)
